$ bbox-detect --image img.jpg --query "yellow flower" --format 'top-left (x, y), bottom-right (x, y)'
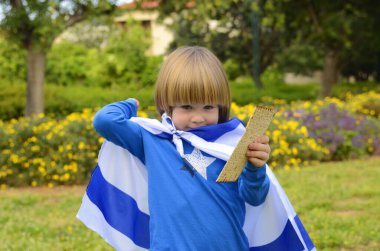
top-left (138, 111), bottom-right (148, 118)
top-left (298, 126), bottom-right (308, 137)
top-left (38, 166), bottom-right (46, 175)
top-left (61, 173), bottom-right (70, 181)
top-left (1, 149), bottom-right (11, 155)
top-left (31, 145), bottom-right (41, 152)
top-left (46, 133), bottom-right (53, 140)
top-left (287, 120), bottom-right (299, 131)
top-left (29, 136), bottom-right (38, 143)
top-left (10, 154), bottom-right (20, 164)
top-left (78, 142), bottom-right (86, 150)
top-left (292, 148), bottom-right (298, 155)
top-left (237, 113), bottom-right (247, 121)
top-left (272, 130), bottom-right (281, 143)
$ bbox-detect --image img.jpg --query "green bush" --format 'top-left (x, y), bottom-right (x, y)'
top-left (45, 23), bottom-right (162, 88)
top-left (140, 55), bottom-right (163, 87)
top-left (46, 42), bottom-right (95, 86)
top-left (0, 83), bottom-right (156, 121)
top-left (0, 84), bottom-right (25, 120)
top-left (87, 24), bottom-right (161, 88)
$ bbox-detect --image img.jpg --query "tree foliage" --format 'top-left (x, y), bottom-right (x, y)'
top-left (0, 0), bottom-right (116, 50)
top-left (280, 0), bottom-right (380, 96)
top-left (0, 0), bottom-right (117, 116)
top-left (155, 0), bottom-right (285, 82)
top-left (154, 0), bottom-right (380, 97)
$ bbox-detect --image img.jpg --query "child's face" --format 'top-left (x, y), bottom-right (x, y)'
top-left (171, 104), bottom-right (219, 131)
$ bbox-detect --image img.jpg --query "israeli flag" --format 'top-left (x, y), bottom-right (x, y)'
top-left (77, 116), bottom-right (316, 251)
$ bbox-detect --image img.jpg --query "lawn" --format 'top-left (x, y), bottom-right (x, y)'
top-left (1, 157), bottom-right (379, 251)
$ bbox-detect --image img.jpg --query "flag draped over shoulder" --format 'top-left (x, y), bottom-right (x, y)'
top-left (77, 115), bottom-right (316, 251)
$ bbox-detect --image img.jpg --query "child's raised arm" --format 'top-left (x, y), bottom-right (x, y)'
top-left (93, 98), bottom-right (145, 160)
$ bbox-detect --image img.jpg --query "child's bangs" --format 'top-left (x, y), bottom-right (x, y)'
top-left (170, 77), bottom-right (221, 106)
top-left (168, 59), bottom-right (229, 107)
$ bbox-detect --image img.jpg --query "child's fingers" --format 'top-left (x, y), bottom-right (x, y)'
top-left (246, 150), bottom-right (269, 161)
top-left (246, 136), bottom-right (271, 167)
top-left (253, 135), bottom-right (269, 144)
top-left (248, 142), bottom-right (271, 154)
top-left (246, 150), bottom-right (269, 167)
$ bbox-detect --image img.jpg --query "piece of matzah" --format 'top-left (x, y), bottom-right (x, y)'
top-left (216, 106), bottom-right (276, 182)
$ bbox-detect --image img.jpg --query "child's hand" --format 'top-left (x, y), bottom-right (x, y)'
top-left (131, 98), bottom-right (140, 109)
top-left (246, 135), bottom-right (271, 167)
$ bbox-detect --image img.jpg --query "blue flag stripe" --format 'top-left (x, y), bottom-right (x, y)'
top-left (295, 215), bottom-right (314, 250)
top-left (86, 165), bottom-right (150, 248)
top-left (249, 220), bottom-right (304, 251)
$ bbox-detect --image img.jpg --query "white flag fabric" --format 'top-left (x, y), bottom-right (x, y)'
top-left (77, 115), bottom-right (316, 251)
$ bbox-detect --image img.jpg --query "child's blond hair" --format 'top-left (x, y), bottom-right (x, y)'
top-left (154, 46), bottom-right (231, 123)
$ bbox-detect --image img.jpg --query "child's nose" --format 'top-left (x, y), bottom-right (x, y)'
top-left (191, 114), bottom-right (205, 123)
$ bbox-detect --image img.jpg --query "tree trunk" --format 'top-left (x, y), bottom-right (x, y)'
top-left (320, 50), bottom-right (339, 98)
top-left (26, 46), bottom-right (46, 116)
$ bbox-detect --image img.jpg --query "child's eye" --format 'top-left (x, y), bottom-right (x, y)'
top-left (180, 105), bottom-right (193, 110)
top-left (204, 105), bottom-right (216, 110)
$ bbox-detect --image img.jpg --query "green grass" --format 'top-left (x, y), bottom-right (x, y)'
top-left (1, 158), bottom-right (380, 250)
top-left (275, 157), bottom-right (380, 251)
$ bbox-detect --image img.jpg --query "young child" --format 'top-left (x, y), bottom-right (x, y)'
top-left (77, 46), bottom-right (315, 251)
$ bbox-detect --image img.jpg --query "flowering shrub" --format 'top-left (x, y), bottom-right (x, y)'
top-left (0, 110), bottom-right (99, 188)
top-left (0, 109), bottom-right (148, 188)
top-left (230, 91), bottom-right (380, 167)
top-left (1, 92), bottom-right (379, 187)
top-left (345, 91), bottom-right (380, 118)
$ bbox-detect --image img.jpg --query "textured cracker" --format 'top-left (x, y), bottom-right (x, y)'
top-left (216, 106), bottom-right (276, 182)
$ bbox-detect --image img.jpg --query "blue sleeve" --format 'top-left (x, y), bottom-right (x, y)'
top-left (93, 99), bottom-right (145, 162)
top-left (238, 162), bottom-right (270, 206)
